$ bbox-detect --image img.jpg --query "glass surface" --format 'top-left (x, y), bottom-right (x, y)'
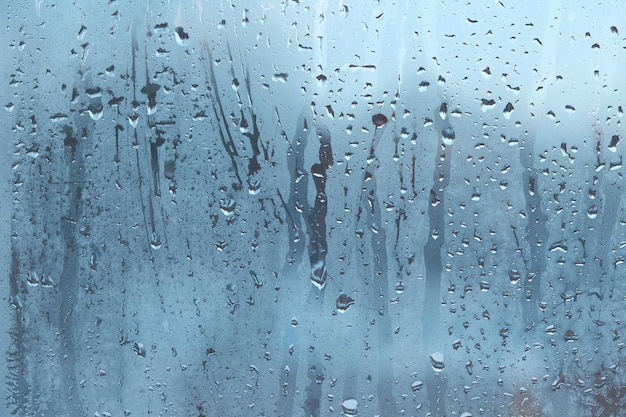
top-left (2, 2), bottom-right (626, 416)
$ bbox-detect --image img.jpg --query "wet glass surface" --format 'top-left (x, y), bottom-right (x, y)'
top-left (2, 2), bottom-right (626, 416)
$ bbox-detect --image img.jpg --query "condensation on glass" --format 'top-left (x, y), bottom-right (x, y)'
top-left (2, 1), bottom-right (626, 416)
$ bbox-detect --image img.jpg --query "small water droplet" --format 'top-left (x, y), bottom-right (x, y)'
top-left (471, 187), bottom-right (481, 201)
top-left (150, 232), bottom-right (161, 249)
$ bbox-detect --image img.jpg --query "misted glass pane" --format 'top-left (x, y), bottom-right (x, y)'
top-left (3, 2), bottom-right (626, 416)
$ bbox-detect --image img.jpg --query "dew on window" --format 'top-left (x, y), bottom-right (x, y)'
top-left (4, 2), bottom-right (626, 416)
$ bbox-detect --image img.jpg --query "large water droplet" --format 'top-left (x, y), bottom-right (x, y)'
top-left (503, 102), bottom-right (514, 119)
top-left (150, 232), bottom-right (161, 249)
top-left (174, 27), bottom-right (189, 46)
top-left (430, 352), bottom-right (445, 372)
top-left (336, 293), bottom-right (354, 312)
top-left (342, 399), bottom-right (358, 415)
top-left (481, 98), bottom-right (496, 112)
top-left (439, 102), bottom-right (447, 120)
top-left (26, 271), bottom-right (39, 286)
top-left (509, 270), bottom-right (521, 284)
top-left (587, 205), bottom-right (598, 219)
top-left (372, 113), bottom-right (388, 127)
top-left (442, 127), bottom-right (455, 145)
top-left (87, 102), bottom-right (103, 120)
top-left (310, 258), bottom-right (327, 290)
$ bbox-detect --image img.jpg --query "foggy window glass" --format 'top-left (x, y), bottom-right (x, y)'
top-left (2, 2), bottom-right (626, 416)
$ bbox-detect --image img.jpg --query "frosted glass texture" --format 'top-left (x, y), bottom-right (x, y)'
top-left (3, 1), bottom-right (626, 417)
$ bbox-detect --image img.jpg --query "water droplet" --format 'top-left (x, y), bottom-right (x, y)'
top-left (174, 27), bottom-right (189, 46)
top-left (147, 102), bottom-right (158, 115)
top-left (411, 380), bottom-right (423, 392)
top-left (503, 102), bottom-right (514, 119)
top-left (9, 294), bottom-right (23, 310)
top-left (418, 81), bottom-right (429, 92)
top-left (239, 115), bottom-right (249, 133)
top-left (439, 102), bottom-right (447, 120)
top-left (342, 399), bottom-right (358, 415)
top-left (587, 205), bottom-right (598, 219)
top-left (508, 270), bottom-right (521, 284)
top-left (310, 259), bottom-right (327, 290)
top-left (86, 87), bottom-right (102, 98)
top-left (336, 293), bottom-right (354, 312)
top-left (128, 113), bottom-right (139, 128)
top-left (133, 342), bottom-right (146, 357)
top-left (430, 352), bottom-right (445, 372)
top-left (272, 73), bottom-right (288, 83)
top-left (609, 135), bottom-right (620, 152)
top-left (372, 113), bottom-right (388, 127)
top-left (41, 274), bottom-right (55, 287)
top-left (563, 329), bottom-right (578, 342)
top-left (471, 187), bottom-right (481, 201)
top-left (220, 199), bottom-right (237, 217)
top-left (480, 98), bottom-right (496, 112)
top-left (87, 102), bottom-right (103, 120)
top-left (50, 113), bottom-right (69, 123)
top-left (150, 232), bottom-right (161, 249)
top-left (26, 271), bottom-right (39, 286)
top-left (442, 127), bottom-right (455, 145)
top-left (247, 179), bottom-right (260, 195)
